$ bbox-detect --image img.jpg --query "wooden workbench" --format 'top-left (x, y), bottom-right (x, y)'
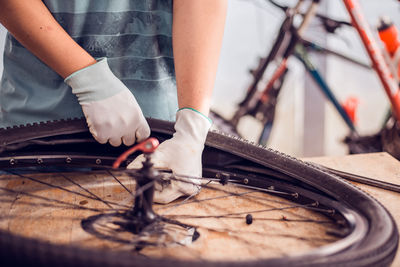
top-left (305, 152), bottom-right (400, 267)
top-left (1, 152), bottom-right (399, 264)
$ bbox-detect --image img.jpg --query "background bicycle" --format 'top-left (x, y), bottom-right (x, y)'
top-left (210, 0), bottom-right (400, 157)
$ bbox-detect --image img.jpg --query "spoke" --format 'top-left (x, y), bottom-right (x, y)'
top-left (156, 191), bottom-right (256, 213)
top-left (6, 171), bottom-right (130, 210)
top-left (162, 176), bottom-right (310, 209)
top-left (164, 202), bottom-right (320, 219)
top-left (162, 175), bottom-right (335, 217)
top-left (170, 174), bottom-right (295, 199)
top-left (233, 183), bottom-right (297, 197)
top-left (0, 213), bottom-right (90, 221)
top-left (0, 187), bottom-right (114, 212)
top-left (133, 180), bottom-right (156, 197)
top-left (106, 170), bottom-right (133, 195)
top-left (170, 172), bottom-right (295, 197)
top-left (188, 224), bottom-right (337, 243)
top-left (60, 173), bottom-right (114, 209)
top-left (152, 172), bottom-right (301, 213)
top-left (158, 193), bottom-right (197, 215)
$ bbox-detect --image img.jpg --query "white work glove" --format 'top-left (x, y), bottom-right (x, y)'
top-left (128, 108), bottom-right (212, 204)
top-left (65, 58), bottom-right (150, 147)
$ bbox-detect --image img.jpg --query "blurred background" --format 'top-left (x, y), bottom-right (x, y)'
top-left (212, 0), bottom-right (400, 157)
top-left (0, 0), bottom-right (399, 157)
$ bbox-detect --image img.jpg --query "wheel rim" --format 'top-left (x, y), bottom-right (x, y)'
top-left (0, 118), bottom-right (397, 266)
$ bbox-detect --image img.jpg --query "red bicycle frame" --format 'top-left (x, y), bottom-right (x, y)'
top-left (343, 0), bottom-right (400, 122)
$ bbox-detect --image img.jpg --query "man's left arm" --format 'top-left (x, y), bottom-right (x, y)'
top-left (173, 0), bottom-right (228, 115)
top-left (129, 0), bottom-right (227, 204)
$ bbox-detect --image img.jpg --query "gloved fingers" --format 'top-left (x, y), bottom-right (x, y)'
top-left (82, 105), bottom-right (109, 144)
top-left (92, 133), bottom-right (108, 144)
top-left (122, 132), bottom-right (136, 146)
top-left (127, 163), bottom-right (201, 204)
top-left (154, 188), bottom-right (185, 204)
top-left (89, 123), bottom-right (115, 145)
top-left (109, 137), bottom-right (123, 147)
top-left (127, 150), bottom-right (169, 170)
top-left (125, 125), bottom-right (207, 204)
top-left (87, 125), bottom-right (108, 144)
top-left (123, 90), bottom-right (150, 142)
top-left (135, 121), bottom-right (151, 142)
top-left (173, 176), bottom-right (202, 194)
top-left (67, 58), bottom-right (153, 148)
top-left (154, 179), bottom-right (200, 204)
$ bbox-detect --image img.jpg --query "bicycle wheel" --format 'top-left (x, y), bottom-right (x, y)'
top-left (0, 118), bottom-right (397, 266)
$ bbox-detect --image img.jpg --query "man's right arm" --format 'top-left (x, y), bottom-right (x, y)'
top-left (0, 0), bottom-right (150, 146)
top-left (0, 0), bottom-right (96, 78)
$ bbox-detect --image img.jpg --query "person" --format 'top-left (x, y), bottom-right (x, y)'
top-left (0, 0), bottom-right (227, 203)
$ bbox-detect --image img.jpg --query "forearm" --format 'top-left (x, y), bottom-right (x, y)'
top-left (172, 0), bottom-right (227, 115)
top-left (0, 0), bottom-right (95, 78)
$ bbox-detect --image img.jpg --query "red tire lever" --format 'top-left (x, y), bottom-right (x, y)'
top-left (112, 137), bottom-right (159, 169)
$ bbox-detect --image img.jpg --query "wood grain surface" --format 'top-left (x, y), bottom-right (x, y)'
top-left (0, 168), bottom-right (338, 261)
top-left (305, 152), bottom-right (400, 267)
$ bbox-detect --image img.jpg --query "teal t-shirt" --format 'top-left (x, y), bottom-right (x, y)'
top-left (0, 0), bottom-right (178, 128)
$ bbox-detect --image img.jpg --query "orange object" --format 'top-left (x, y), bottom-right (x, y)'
top-left (342, 96), bottom-right (359, 124)
top-left (112, 137), bottom-right (159, 169)
top-left (378, 17), bottom-right (400, 56)
top-left (378, 17), bottom-right (400, 79)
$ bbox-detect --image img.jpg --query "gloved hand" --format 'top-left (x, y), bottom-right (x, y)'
top-left (65, 58), bottom-right (150, 147)
top-left (128, 108), bottom-right (212, 204)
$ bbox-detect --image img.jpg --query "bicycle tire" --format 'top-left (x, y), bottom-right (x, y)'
top-left (0, 118), bottom-right (398, 267)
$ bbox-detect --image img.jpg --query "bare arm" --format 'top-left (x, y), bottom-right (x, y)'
top-left (172, 0), bottom-right (228, 115)
top-left (0, 0), bottom-right (95, 78)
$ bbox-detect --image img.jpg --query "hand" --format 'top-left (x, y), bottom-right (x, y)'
top-left (128, 108), bottom-right (212, 204)
top-left (65, 58), bottom-right (150, 147)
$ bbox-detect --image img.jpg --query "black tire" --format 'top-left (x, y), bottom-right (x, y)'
top-left (0, 118), bottom-right (398, 267)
